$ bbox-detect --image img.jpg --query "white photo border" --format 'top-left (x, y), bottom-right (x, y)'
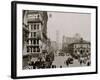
top-left (11, 1), bottom-right (98, 79)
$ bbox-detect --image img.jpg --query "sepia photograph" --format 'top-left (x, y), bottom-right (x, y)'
top-left (11, 1), bottom-right (97, 79)
top-left (22, 10), bottom-right (91, 70)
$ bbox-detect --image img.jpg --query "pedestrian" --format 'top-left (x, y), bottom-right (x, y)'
top-left (66, 60), bottom-right (69, 66)
top-left (80, 60), bottom-right (82, 65)
top-left (60, 65), bottom-right (62, 68)
top-left (87, 61), bottom-right (90, 66)
top-left (52, 65), bottom-right (54, 68)
top-left (32, 62), bottom-right (35, 69)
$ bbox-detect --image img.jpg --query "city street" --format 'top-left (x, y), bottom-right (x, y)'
top-left (23, 51), bottom-right (90, 70)
top-left (52, 53), bottom-right (88, 68)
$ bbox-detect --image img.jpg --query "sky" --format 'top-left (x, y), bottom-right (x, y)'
top-left (47, 11), bottom-right (91, 43)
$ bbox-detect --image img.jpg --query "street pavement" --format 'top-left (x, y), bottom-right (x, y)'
top-left (52, 53), bottom-right (87, 68)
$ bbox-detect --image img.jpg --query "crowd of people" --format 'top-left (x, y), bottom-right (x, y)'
top-left (23, 51), bottom-right (91, 69)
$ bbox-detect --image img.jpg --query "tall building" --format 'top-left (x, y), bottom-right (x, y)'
top-left (51, 41), bottom-right (58, 52)
top-left (23, 11), bottom-right (29, 55)
top-left (22, 10), bottom-right (48, 62)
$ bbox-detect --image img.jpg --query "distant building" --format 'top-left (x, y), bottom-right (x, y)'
top-left (62, 35), bottom-right (81, 53)
top-left (68, 38), bottom-right (91, 59)
top-left (22, 10), bottom-right (48, 62)
top-left (51, 41), bottom-right (58, 52)
top-left (56, 30), bottom-right (60, 50)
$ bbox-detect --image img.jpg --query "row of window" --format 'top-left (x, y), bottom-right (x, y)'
top-left (27, 39), bottom-right (39, 45)
top-left (33, 14), bottom-right (40, 19)
top-left (28, 14), bottom-right (40, 20)
top-left (31, 23), bottom-right (40, 30)
top-left (27, 47), bottom-right (40, 52)
top-left (28, 23), bottom-right (40, 31)
top-left (29, 32), bottom-right (41, 38)
top-left (30, 32), bottom-right (37, 37)
top-left (28, 32), bottom-right (37, 38)
top-left (74, 49), bottom-right (90, 53)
